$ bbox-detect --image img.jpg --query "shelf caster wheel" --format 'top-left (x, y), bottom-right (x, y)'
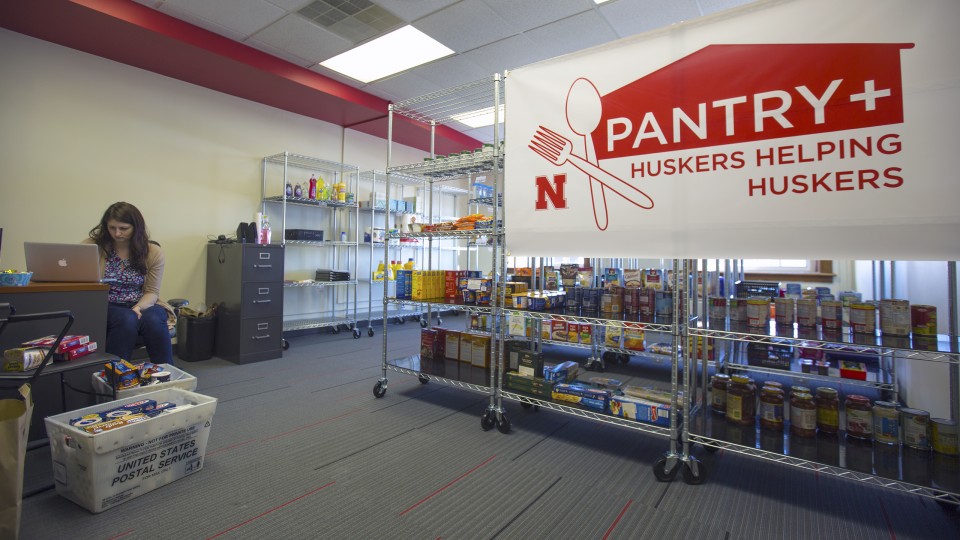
top-left (601, 351), bottom-right (616, 363)
top-left (496, 414), bottom-right (511, 434)
top-left (373, 381), bottom-right (387, 398)
top-left (653, 455), bottom-right (680, 482)
top-left (481, 411), bottom-right (496, 431)
top-left (282, 339), bottom-right (290, 351)
top-left (437, 317), bottom-right (443, 325)
top-left (397, 317), bottom-right (406, 325)
top-left (682, 460), bottom-right (706, 485)
top-left (419, 318), bottom-right (428, 328)
top-left (353, 328), bottom-right (361, 339)
top-left (332, 326), bottom-right (341, 334)
top-left (618, 353), bottom-right (631, 364)
top-left (418, 374), bottom-right (429, 384)
top-left (367, 327), bottom-right (375, 337)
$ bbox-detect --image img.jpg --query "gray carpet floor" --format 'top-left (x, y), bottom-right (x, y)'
top-left (17, 321), bottom-right (960, 539)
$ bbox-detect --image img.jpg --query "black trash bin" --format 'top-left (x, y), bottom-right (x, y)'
top-left (176, 314), bottom-right (217, 362)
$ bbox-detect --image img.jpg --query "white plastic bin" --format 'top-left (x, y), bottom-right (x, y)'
top-left (44, 387), bottom-right (217, 513)
top-left (91, 364), bottom-right (197, 402)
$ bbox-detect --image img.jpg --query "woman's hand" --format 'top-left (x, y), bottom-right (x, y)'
top-left (132, 305), bottom-right (143, 320)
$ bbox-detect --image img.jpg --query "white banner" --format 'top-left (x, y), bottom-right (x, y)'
top-left (504, 0), bottom-right (960, 260)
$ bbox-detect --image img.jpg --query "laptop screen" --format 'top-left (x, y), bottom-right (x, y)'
top-left (24, 242), bottom-right (105, 283)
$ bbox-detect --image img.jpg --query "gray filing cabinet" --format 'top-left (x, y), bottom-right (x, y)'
top-left (206, 243), bottom-right (284, 364)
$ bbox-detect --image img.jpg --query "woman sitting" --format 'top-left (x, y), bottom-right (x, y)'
top-left (87, 202), bottom-right (173, 364)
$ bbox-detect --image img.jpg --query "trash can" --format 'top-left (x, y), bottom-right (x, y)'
top-left (176, 311), bottom-right (217, 362)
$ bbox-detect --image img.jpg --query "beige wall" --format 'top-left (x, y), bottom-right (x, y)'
top-left (0, 29), bottom-right (425, 306)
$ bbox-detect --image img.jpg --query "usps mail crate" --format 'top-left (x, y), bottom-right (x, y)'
top-left (92, 364), bottom-right (198, 403)
top-left (44, 388), bottom-right (217, 513)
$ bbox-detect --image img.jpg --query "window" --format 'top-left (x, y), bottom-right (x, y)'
top-left (742, 259), bottom-right (815, 273)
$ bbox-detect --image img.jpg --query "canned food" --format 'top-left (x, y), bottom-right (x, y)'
top-left (582, 288), bottom-right (600, 311)
top-left (708, 296), bottom-right (727, 323)
top-left (774, 297), bottom-right (795, 326)
top-left (729, 298), bottom-right (747, 322)
top-left (911, 305), bottom-right (938, 336)
top-left (849, 303), bottom-right (877, 335)
top-left (932, 418), bottom-right (959, 455)
top-left (879, 299), bottom-right (910, 336)
top-left (873, 401), bottom-right (900, 444)
top-left (796, 299), bottom-right (818, 327)
top-left (623, 288), bottom-right (641, 314)
top-left (820, 300), bottom-right (843, 331)
top-left (655, 291), bottom-right (673, 317)
top-left (567, 287), bottom-right (582, 310)
top-left (845, 395), bottom-right (873, 439)
top-left (746, 297), bottom-right (769, 328)
top-left (901, 408), bottom-right (930, 450)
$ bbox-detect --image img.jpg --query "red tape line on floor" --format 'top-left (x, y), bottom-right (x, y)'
top-left (602, 498), bottom-right (633, 540)
top-left (205, 481), bottom-right (336, 539)
top-left (399, 455), bottom-right (497, 516)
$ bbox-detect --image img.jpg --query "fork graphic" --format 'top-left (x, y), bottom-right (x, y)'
top-left (529, 125), bottom-right (654, 210)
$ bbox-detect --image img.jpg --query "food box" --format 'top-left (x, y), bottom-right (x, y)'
top-left (566, 322), bottom-right (580, 343)
top-left (622, 323), bottom-right (645, 351)
top-left (579, 324), bottom-right (592, 345)
top-left (746, 341), bottom-right (794, 370)
top-left (610, 395), bottom-right (672, 426)
top-left (543, 360), bottom-right (579, 383)
top-left (839, 360), bottom-right (868, 380)
top-left (471, 335), bottom-right (491, 368)
top-left (517, 350), bottom-right (544, 377)
top-left (503, 371), bottom-right (555, 399)
top-left (92, 364), bottom-right (197, 402)
top-left (420, 329), bottom-right (439, 374)
top-left (504, 340), bottom-right (529, 372)
top-left (551, 383), bottom-right (610, 413)
top-left (550, 320), bottom-right (568, 341)
top-left (444, 330), bottom-right (461, 361)
top-left (623, 269), bottom-right (643, 288)
top-left (44, 388), bottom-right (217, 513)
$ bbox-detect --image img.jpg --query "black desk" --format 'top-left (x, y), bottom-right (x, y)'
top-left (0, 282), bottom-right (112, 441)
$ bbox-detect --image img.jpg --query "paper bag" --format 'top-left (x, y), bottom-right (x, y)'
top-left (0, 384), bottom-right (33, 540)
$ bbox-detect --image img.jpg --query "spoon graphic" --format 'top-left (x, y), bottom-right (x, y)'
top-left (566, 78), bottom-right (607, 230)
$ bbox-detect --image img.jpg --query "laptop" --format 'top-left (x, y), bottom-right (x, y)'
top-left (24, 242), bottom-right (112, 283)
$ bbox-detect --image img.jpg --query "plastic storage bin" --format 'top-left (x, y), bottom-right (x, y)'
top-left (176, 314), bottom-right (217, 362)
top-left (91, 364), bottom-right (197, 403)
top-left (44, 387), bottom-right (217, 513)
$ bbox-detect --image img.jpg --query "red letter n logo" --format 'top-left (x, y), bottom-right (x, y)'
top-left (535, 174), bottom-right (567, 210)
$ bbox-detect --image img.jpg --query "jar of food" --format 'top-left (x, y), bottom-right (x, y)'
top-left (726, 375), bottom-right (757, 426)
top-left (710, 374), bottom-right (730, 414)
top-left (791, 385), bottom-right (811, 399)
top-left (815, 387), bottom-right (840, 434)
top-left (762, 380), bottom-right (784, 392)
top-left (931, 418), bottom-right (959, 455)
top-left (790, 391), bottom-right (817, 438)
top-left (845, 395), bottom-right (873, 439)
top-left (873, 401), bottom-right (900, 444)
top-left (759, 385), bottom-right (785, 431)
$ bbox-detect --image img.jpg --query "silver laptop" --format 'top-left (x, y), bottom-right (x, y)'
top-left (24, 242), bottom-right (110, 283)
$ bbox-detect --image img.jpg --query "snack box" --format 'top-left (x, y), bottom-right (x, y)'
top-left (543, 360), bottom-right (579, 383)
top-left (55, 341), bottom-right (98, 362)
top-left (550, 320), bottom-right (568, 341)
top-left (3, 347), bottom-right (46, 372)
top-left (622, 323), bottom-right (645, 351)
top-left (566, 322), bottom-right (580, 343)
top-left (610, 395), bottom-right (672, 426)
top-left (21, 334), bottom-right (90, 353)
top-left (552, 383), bottom-right (610, 413)
top-left (45, 388), bottom-right (217, 513)
top-left (92, 364), bottom-right (197, 402)
top-left (579, 324), bottom-right (592, 345)
top-left (104, 359), bottom-right (141, 390)
top-left (517, 350), bottom-right (544, 378)
top-left (444, 330), bottom-right (461, 361)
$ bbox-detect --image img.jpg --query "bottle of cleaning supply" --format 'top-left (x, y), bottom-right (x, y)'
top-left (308, 175), bottom-right (317, 199)
top-left (260, 214), bottom-right (272, 244)
top-left (386, 261), bottom-right (395, 281)
top-left (374, 261), bottom-right (385, 281)
top-left (403, 258), bottom-right (415, 270)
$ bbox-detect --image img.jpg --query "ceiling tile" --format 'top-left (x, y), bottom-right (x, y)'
top-left (265, 0), bottom-right (315, 10)
top-left (413, 2), bottom-right (519, 53)
top-left (159, 0), bottom-right (287, 38)
top-left (245, 38), bottom-right (316, 68)
top-left (249, 13), bottom-right (354, 63)
top-left (523, 11), bottom-right (619, 58)
top-left (372, 0), bottom-right (460, 23)
top-left (696, 0), bottom-right (760, 16)
top-left (412, 54), bottom-right (492, 90)
top-left (481, 0), bottom-right (589, 31)
top-left (599, 0), bottom-right (702, 38)
top-left (461, 34), bottom-right (550, 74)
top-left (365, 72), bottom-right (439, 102)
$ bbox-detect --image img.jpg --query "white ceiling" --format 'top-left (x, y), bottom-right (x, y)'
top-left (133, 0), bottom-right (756, 141)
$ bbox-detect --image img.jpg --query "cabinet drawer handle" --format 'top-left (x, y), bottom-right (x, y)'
top-left (252, 299), bottom-right (272, 304)
top-left (258, 288), bottom-right (270, 295)
top-left (257, 322), bottom-right (269, 331)
top-left (251, 334), bottom-right (271, 340)
top-left (259, 252), bottom-right (271, 260)
top-left (253, 264), bottom-right (273, 269)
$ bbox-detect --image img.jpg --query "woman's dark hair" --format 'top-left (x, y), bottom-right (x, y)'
top-left (88, 202), bottom-right (150, 274)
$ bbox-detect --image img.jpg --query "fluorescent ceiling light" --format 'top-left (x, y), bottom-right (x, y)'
top-left (594, 0), bottom-right (614, 4)
top-left (320, 26), bottom-right (453, 83)
top-left (451, 104), bottom-right (505, 128)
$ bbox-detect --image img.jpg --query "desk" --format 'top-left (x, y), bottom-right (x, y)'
top-left (0, 282), bottom-right (110, 441)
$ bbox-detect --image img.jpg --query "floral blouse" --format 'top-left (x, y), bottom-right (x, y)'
top-left (104, 252), bottom-right (145, 304)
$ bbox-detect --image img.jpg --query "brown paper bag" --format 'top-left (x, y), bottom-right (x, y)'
top-left (0, 384), bottom-right (33, 540)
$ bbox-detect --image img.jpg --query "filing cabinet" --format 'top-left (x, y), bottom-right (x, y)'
top-left (205, 243), bottom-right (284, 363)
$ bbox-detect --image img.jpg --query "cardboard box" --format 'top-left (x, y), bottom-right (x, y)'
top-left (552, 383), bottom-right (610, 413)
top-left (610, 395), bottom-right (672, 426)
top-left (504, 340), bottom-right (529, 372)
top-left (471, 335), bottom-right (491, 368)
top-left (420, 329), bottom-right (438, 374)
top-left (622, 323), bottom-right (645, 351)
top-left (579, 324), bottom-right (593, 345)
top-left (517, 350), bottom-right (544, 377)
top-left (503, 371), bottom-right (555, 399)
top-left (44, 388), bottom-right (217, 513)
top-left (550, 320), bottom-right (568, 342)
top-left (839, 360), bottom-right (868, 380)
top-left (444, 331), bottom-right (461, 361)
top-left (543, 361), bottom-right (579, 383)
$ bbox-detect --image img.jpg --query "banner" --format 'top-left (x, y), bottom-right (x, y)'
top-left (504, 0), bottom-right (960, 260)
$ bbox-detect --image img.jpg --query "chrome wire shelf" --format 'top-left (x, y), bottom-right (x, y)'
top-left (283, 240), bottom-right (358, 247)
top-left (387, 297), bottom-right (494, 314)
top-left (391, 76), bottom-right (502, 126)
top-left (282, 316), bottom-right (355, 331)
top-left (503, 308), bottom-right (674, 333)
top-left (263, 195), bottom-right (358, 209)
top-left (386, 147), bottom-right (502, 179)
top-left (500, 390), bottom-right (674, 438)
top-left (388, 229), bottom-right (500, 239)
top-left (387, 362), bottom-right (492, 394)
top-left (284, 280), bottom-right (358, 288)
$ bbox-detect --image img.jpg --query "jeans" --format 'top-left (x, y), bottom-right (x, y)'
top-left (106, 302), bottom-right (174, 364)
